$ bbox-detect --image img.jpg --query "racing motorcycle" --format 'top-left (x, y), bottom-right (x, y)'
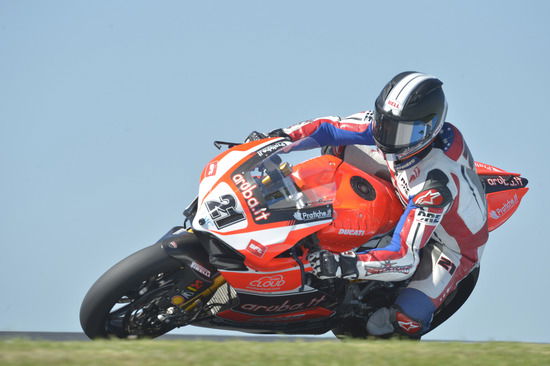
top-left (80, 137), bottom-right (529, 339)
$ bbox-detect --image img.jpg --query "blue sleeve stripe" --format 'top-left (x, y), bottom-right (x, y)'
top-left (357, 199), bottom-right (416, 254)
top-left (309, 122), bottom-right (375, 147)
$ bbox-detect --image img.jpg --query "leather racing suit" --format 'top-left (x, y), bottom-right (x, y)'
top-left (279, 111), bottom-right (489, 336)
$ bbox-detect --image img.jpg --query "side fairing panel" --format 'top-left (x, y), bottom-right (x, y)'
top-left (475, 161), bottom-right (529, 232)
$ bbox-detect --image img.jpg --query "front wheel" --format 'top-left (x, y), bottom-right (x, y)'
top-left (80, 243), bottom-right (192, 339)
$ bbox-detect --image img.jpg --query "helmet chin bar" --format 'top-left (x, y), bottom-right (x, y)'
top-left (379, 137), bottom-right (435, 163)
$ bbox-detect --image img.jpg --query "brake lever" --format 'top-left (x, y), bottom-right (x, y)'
top-left (214, 140), bottom-right (241, 150)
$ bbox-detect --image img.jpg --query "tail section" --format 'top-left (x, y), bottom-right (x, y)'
top-left (475, 162), bottom-right (529, 232)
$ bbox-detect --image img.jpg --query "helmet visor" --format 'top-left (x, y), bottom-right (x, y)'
top-left (372, 112), bottom-right (438, 152)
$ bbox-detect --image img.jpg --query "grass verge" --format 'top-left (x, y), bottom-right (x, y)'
top-left (1, 338), bottom-right (549, 366)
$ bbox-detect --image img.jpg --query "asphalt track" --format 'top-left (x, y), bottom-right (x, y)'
top-left (0, 331), bottom-right (333, 342)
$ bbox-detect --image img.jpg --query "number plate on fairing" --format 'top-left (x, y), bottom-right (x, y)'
top-left (194, 182), bottom-right (249, 232)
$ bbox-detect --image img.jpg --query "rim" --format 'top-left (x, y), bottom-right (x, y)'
top-left (105, 271), bottom-right (182, 337)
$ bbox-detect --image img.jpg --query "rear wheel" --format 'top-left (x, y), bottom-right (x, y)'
top-left (80, 244), bottom-right (190, 339)
top-left (331, 317), bottom-right (368, 339)
top-left (429, 266), bottom-right (480, 332)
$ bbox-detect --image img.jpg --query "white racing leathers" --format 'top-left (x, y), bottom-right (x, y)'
top-left (282, 111), bottom-right (489, 336)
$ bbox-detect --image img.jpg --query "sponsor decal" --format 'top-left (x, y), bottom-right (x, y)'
top-left (338, 229), bottom-right (365, 236)
top-left (293, 207), bottom-right (332, 222)
top-left (395, 156), bottom-right (421, 170)
top-left (190, 261), bottom-right (211, 278)
top-left (238, 294), bottom-right (327, 315)
top-left (415, 210), bottom-right (442, 225)
top-left (364, 260), bottom-right (413, 275)
top-left (409, 167), bottom-right (421, 183)
top-left (246, 240), bottom-right (267, 257)
top-left (490, 194), bottom-right (519, 220)
top-left (179, 279), bottom-right (206, 301)
top-left (396, 312), bottom-right (422, 334)
top-left (187, 279), bottom-right (204, 291)
top-left (232, 174), bottom-right (271, 222)
top-left (387, 100), bottom-right (401, 109)
top-left (398, 175), bottom-right (411, 197)
top-left (437, 256), bottom-right (456, 275)
top-left (390, 174), bottom-right (405, 205)
top-left (486, 176), bottom-right (524, 187)
top-left (205, 161), bottom-right (218, 177)
top-left (247, 275), bottom-right (286, 290)
top-left (205, 194), bottom-right (246, 229)
top-left (256, 140), bottom-right (291, 158)
top-left (413, 189), bottom-right (443, 206)
top-left (475, 162), bottom-right (507, 174)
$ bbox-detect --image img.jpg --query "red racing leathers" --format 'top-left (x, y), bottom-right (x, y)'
top-left (281, 111), bottom-right (489, 336)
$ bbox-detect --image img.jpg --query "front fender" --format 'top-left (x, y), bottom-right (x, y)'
top-left (156, 226), bottom-right (218, 281)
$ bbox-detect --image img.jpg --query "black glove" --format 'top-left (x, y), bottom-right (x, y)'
top-left (244, 129), bottom-right (292, 143)
top-left (307, 250), bottom-right (359, 280)
top-left (267, 128), bottom-right (291, 140)
top-left (244, 131), bottom-right (268, 143)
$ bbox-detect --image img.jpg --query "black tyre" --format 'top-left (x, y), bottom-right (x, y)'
top-left (79, 243), bottom-right (184, 339)
top-left (429, 266), bottom-right (480, 332)
top-left (331, 317), bottom-right (368, 339)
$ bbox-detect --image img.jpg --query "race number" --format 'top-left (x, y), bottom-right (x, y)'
top-left (205, 194), bottom-right (246, 229)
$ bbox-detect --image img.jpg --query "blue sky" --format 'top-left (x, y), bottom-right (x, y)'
top-left (1, 1), bottom-right (549, 342)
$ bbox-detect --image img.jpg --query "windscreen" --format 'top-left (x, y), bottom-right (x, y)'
top-left (232, 138), bottom-right (338, 219)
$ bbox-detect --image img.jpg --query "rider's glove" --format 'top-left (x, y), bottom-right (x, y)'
top-left (244, 129), bottom-right (292, 143)
top-left (267, 128), bottom-right (291, 140)
top-left (307, 250), bottom-right (359, 280)
top-left (244, 131), bottom-right (268, 143)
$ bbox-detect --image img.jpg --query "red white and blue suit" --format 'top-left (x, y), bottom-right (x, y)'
top-left (282, 111), bottom-right (489, 336)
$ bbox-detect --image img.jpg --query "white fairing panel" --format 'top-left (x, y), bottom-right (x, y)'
top-left (193, 182), bottom-right (249, 233)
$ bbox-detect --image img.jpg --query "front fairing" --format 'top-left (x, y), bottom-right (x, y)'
top-left (192, 138), bottom-right (337, 269)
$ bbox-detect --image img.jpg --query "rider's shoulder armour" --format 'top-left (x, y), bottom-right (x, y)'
top-left (412, 169), bottom-right (453, 208)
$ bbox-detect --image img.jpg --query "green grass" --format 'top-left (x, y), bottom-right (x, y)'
top-left (0, 338), bottom-right (549, 366)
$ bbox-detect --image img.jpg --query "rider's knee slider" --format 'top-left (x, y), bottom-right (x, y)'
top-left (391, 305), bottom-right (425, 338)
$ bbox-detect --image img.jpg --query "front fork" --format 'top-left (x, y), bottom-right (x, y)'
top-left (179, 275), bottom-right (226, 312)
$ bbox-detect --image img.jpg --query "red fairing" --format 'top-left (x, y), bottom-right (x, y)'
top-left (474, 161), bottom-right (529, 232)
top-left (486, 188), bottom-right (528, 231)
top-left (312, 158), bottom-right (402, 253)
top-left (475, 161), bottom-right (518, 176)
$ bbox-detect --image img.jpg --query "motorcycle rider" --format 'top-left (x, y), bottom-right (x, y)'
top-left (247, 71), bottom-right (489, 338)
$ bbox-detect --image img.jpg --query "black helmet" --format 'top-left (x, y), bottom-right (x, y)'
top-left (373, 71), bottom-right (447, 160)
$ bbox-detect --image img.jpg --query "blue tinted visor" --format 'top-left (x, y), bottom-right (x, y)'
top-left (372, 112), bottom-right (438, 152)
